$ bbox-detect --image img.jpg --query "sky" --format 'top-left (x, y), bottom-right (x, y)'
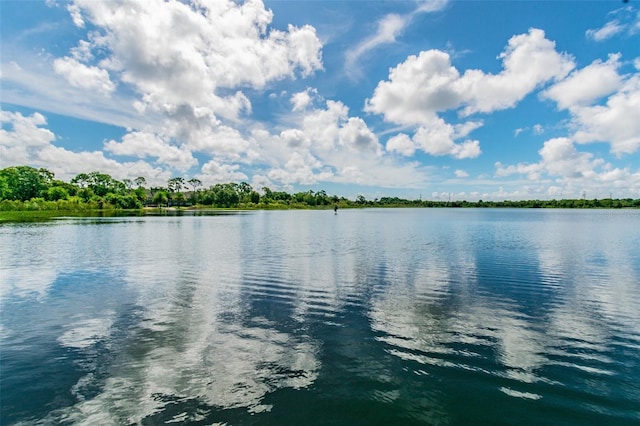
top-left (1, 0), bottom-right (639, 201)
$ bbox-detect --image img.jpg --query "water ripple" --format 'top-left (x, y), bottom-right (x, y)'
top-left (2, 210), bottom-right (639, 425)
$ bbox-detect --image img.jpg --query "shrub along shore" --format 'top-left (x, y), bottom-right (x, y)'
top-left (1, 166), bottom-right (639, 221)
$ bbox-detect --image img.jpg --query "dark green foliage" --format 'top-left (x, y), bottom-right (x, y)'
top-left (152, 191), bottom-right (169, 207)
top-left (105, 193), bottom-right (143, 209)
top-left (0, 166), bottom-right (49, 201)
top-left (133, 187), bottom-right (147, 203)
top-left (71, 171), bottom-right (124, 196)
top-left (44, 186), bottom-right (69, 201)
top-left (199, 183), bottom-right (240, 207)
top-left (1, 166), bottom-right (639, 212)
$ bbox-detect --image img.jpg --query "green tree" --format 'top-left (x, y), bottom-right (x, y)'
top-left (187, 177), bottom-right (202, 193)
top-left (134, 176), bottom-right (147, 188)
top-left (315, 190), bottom-right (328, 205)
top-left (133, 187), bottom-right (147, 204)
top-left (77, 187), bottom-right (95, 202)
top-left (44, 186), bottom-right (69, 201)
top-left (0, 166), bottom-right (50, 201)
top-left (303, 190), bottom-right (316, 206)
top-left (187, 178), bottom-right (202, 204)
top-left (38, 168), bottom-right (54, 187)
top-left (262, 187), bottom-right (273, 201)
top-left (71, 173), bottom-right (90, 188)
top-left (74, 171), bottom-right (124, 197)
top-left (206, 183), bottom-right (240, 207)
top-left (105, 193), bottom-right (143, 209)
top-left (272, 191), bottom-right (291, 202)
top-left (51, 180), bottom-right (77, 196)
top-left (237, 181), bottom-right (252, 202)
top-left (174, 192), bottom-right (186, 207)
top-left (167, 177), bottom-right (186, 193)
top-left (0, 175), bottom-right (10, 200)
top-left (153, 191), bottom-right (169, 207)
top-left (221, 186), bottom-right (240, 207)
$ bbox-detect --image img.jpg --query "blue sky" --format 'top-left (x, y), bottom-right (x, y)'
top-left (1, 0), bottom-right (639, 200)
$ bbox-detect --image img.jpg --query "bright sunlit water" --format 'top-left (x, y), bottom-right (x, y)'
top-left (1, 208), bottom-right (639, 425)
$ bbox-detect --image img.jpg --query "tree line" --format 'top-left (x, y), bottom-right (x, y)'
top-left (0, 166), bottom-right (347, 211)
top-left (1, 166), bottom-right (639, 211)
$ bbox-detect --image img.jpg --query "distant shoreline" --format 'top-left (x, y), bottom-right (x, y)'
top-left (2, 166), bottom-right (639, 218)
top-left (2, 202), bottom-right (639, 223)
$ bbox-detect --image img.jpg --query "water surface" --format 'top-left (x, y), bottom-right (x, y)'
top-left (1, 209), bottom-right (639, 425)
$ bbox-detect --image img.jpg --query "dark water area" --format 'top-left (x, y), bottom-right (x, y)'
top-left (1, 209), bottom-right (639, 425)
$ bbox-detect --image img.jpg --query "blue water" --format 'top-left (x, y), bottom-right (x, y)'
top-left (1, 209), bottom-right (639, 425)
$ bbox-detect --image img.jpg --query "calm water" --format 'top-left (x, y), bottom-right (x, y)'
top-left (1, 209), bottom-right (639, 425)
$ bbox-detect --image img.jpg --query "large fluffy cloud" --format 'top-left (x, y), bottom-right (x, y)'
top-left (31, 0), bottom-right (326, 185)
top-left (3, 1), bottom-right (637, 198)
top-left (495, 137), bottom-right (640, 197)
top-left (0, 110), bottom-right (55, 149)
top-left (542, 54), bottom-right (623, 110)
top-left (365, 28), bottom-right (573, 160)
top-left (104, 131), bottom-right (197, 171)
top-left (365, 28), bottom-right (574, 125)
top-left (70, 0), bottom-right (322, 118)
top-left (56, 0), bottom-right (323, 173)
top-left (53, 57), bottom-right (116, 96)
top-left (571, 75), bottom-right (640, 155)
top-left (253, 94), bottom-right (429, 188)
top-left (0, 110), bottom-right (169, 183)
top-left (386, 134), bottom-right (415, 157)
top-left (385, 118), bottom-right (482, 159)
top-left (543, 56), bottom-right (640, 155)
top-left (198, 160), bottom-right (248, 185)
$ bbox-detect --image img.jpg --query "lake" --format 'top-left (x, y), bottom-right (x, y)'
top-left (1, 208), bottom-right (639, 425)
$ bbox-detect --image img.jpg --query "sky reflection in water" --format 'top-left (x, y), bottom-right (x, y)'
top-left (1, 209), bottom-right (639, 425)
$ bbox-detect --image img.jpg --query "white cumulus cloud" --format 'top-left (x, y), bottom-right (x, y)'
top-left (495, 137), bottom-right (640, 197)
top-left (413, 122), bottom-right (481, 159)
top-left (0, 110), bottom-right (56, 167)
top-left (199, 160), bottom-right (248, 185)
top-left (253, 99), bottom-right (429, 188)
top-left (386, 134), bottom-right (416, 157)
top-left (53, 57), bottom-right (115, 96)
top-left (0, 110), bottom-right (55, 148)
top-left (0, 110), bottom-right (170, 184)
top-left (69, 0), bottom-right (322, 117)
top-left (396, 117), bottom-right (482, 159)
top-left (571, 75), bottom-right (640, 155)
top-left (365, 28), bottom-right (574, 125)
top-left (542, 54), bottom-right (623, 109)
top-left (338, 117), bottom-right (383, 156)
top-left (544, 55), bottom-right (640, 155)
top-left (267, 152), bottom-right (325, 185)
top-left (290, 88), bottom-right (318, 112)
top-left (104, 131), bottom-right (197, 171)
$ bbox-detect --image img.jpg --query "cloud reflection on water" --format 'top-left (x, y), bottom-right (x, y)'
top-left (367, 209), bottom-right (640, 410)
top-left (56, 216), bottom-right (321, 424)
top-left (1, 210), bottom-right (639, 424)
